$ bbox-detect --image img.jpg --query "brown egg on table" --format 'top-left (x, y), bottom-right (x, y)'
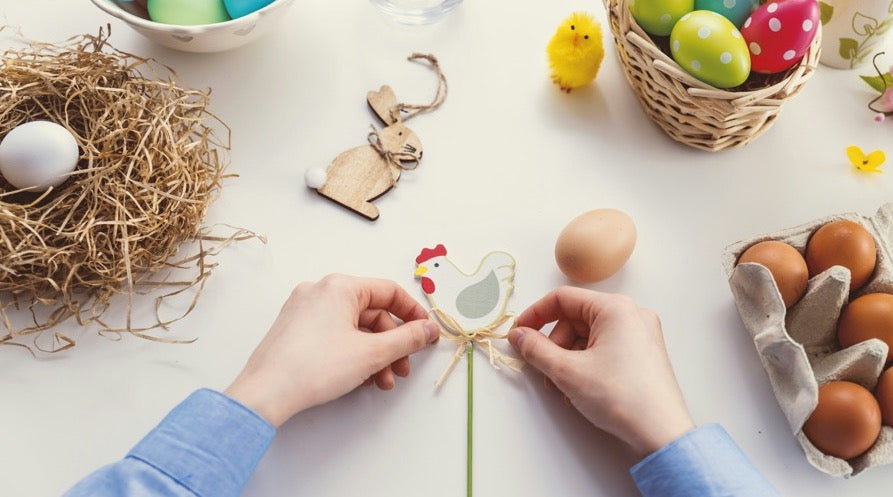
top-left (838, 293), bottom-right (893, 361)
top-left (876, 368), bottom-right (893, 426)
top-left (805, 220), bottom-right (877, 291)
top-left (555, 209), bottom-right (636, 283)
top-left (737, 241), bottom-right (808, 308)
top-left (802, 381), bottom-right (882, 460)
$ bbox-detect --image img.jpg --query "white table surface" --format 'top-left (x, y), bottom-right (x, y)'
top-left (2, 1), bottom-right (893, 496)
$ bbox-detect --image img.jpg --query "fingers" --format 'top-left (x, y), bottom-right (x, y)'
top-left (369, 319), bottom-right (439, 370)
top-left (359, 309), bottom-right (397, 332)
top-left (297, 276), bottom-right (428, 325)
top-left (548, 320), bottom-right (594, 355)
top-left (360, 310), bottom-right (412, 382)
top-left (374, 368), bottom-right (396, 390)
top-left (342, 276), bottom-right (429, 323)
top-left (360, 310), bottom-right (413, 377)
top-left (391, 356), bottom-right (411, 377)
top-left (508, 326), bottom-right (574, 382)
top-left (516, 286), bottom-right (622, 330)
top-left (547, 320), bottom-right (577, 350)
top-left (574, 321), bottom-right (590, 338)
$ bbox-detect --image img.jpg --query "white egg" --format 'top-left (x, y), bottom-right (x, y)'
top-left (0, 121), bottom-right (80, 192)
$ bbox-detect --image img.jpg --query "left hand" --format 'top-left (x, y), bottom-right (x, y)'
top-left (225, 275), bottom-right (440, 427)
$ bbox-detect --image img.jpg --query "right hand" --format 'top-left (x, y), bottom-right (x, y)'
top-left (508, 287), bottom-right (695, 457)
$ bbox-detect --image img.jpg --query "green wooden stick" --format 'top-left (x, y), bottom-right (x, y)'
top-left (467, 341), bottom-right (474, 497)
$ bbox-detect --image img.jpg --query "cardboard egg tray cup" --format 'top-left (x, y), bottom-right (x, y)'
top-left (722, 203), bottom-right (893, 477)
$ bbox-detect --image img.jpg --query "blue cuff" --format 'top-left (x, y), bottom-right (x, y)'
top-left (127, 389), bottom-right (276, 497)
top-left (630, 424), bottom-right (779, 497)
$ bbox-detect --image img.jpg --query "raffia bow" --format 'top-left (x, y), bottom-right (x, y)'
top-left (367, 124), bottom-right (420, 173)
top-left (430, 307), bottom-right (525, 388)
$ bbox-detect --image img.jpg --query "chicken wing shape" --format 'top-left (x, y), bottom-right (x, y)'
top-left (456, 270), bottom-right (500, 319)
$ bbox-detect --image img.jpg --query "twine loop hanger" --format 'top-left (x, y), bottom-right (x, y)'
top-left (367, 53), bottom-right (448, 175)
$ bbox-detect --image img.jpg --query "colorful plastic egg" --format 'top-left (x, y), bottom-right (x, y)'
top-left (630, 0), bottom-right (694, 36)
top-left (740, 0), bottom-right (820, 74)
top-left (224, 0), bottom-right (275, 19)
top-left (147, 0), bottom-right (231, 25)
top-left (670, 11), bottom-right (751, 88)
top-left (694, 0), bottom-right (758, 27)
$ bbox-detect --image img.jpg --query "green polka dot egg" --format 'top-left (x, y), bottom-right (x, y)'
top-left (630, 0), bottom-right (694, 36)
top-left (670, 11), bottom-right (750, 88)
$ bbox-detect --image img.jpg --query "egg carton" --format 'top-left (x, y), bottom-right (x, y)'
top-left (722, 203), bottom-right (893, 477)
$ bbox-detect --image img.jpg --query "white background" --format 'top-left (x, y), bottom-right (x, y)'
top-left (2, 0), bottom-right (893, 496)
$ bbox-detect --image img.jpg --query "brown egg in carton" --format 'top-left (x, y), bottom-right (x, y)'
top-left (722, 203), bottom-right (893, 477)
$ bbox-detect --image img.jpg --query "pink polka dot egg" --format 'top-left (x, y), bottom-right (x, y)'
top-left (740, 0), bottom-right (819, 74)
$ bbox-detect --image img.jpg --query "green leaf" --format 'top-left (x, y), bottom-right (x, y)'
top-left (860, 73), bottom-right (893, 93)
top-left (819, 1), bottom-right (834, 24)
top-left (839, 37), bottom-right (859, 59)
top-left (852, 12), bottom-right (880, 35)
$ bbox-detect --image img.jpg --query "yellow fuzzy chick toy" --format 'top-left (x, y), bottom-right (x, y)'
top-left (547, 12), bottom-right (604, 93)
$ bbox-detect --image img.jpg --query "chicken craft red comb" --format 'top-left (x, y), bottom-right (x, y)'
top-left (413, 245), bottom-right (524, 497)
top-left (415, 244), bottom-right (447, 264)
top-left (304, 53), bottom-right (448, 221)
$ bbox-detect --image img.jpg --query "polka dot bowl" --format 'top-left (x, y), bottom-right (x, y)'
top-left (605, 0), bottom-right (821, 151)
top-left (90, 0), bottom-right (298, 53)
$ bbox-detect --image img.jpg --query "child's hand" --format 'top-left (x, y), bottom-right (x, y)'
top-left (509, 287), bottom-right (694, 457)
top-left (225, 275), bottom-right (439, 427)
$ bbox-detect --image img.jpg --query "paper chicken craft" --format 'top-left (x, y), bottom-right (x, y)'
top-left (414, 244), bottom-right (515, 332)
top-left (414, 244), bottom-right (523, 388)
top-left (414, 244), bottom-right (524, 497)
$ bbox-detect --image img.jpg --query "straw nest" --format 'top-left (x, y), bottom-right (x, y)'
top-left (0, 28), bottom-right (258, 353)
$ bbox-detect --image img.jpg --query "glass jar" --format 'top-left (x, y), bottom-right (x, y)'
top-left (370, 0), bottom-right (463, 25)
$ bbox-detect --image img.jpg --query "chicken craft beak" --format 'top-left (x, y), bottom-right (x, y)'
top-left (414, 266), bottom-right (428, 277)
top-left (573, 33), bottom-right (579, 47)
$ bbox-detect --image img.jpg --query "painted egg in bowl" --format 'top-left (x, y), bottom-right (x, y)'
top-left (90, 0), bottom-right (297, 53)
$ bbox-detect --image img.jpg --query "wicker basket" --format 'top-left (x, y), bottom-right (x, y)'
top-left (605, 0), bottom-right (822, 151)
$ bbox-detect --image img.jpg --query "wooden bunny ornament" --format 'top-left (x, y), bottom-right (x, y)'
top-left (305, 53), bottom-right (447, 221)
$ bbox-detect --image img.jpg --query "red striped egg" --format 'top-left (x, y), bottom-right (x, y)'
top-left (740, 0), bottom-right (819, 74)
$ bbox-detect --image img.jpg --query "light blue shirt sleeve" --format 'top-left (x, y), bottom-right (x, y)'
top-left (63, 389), bottom-right (276, 497)
top-left (630, 424), bottom-right (780, 497)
